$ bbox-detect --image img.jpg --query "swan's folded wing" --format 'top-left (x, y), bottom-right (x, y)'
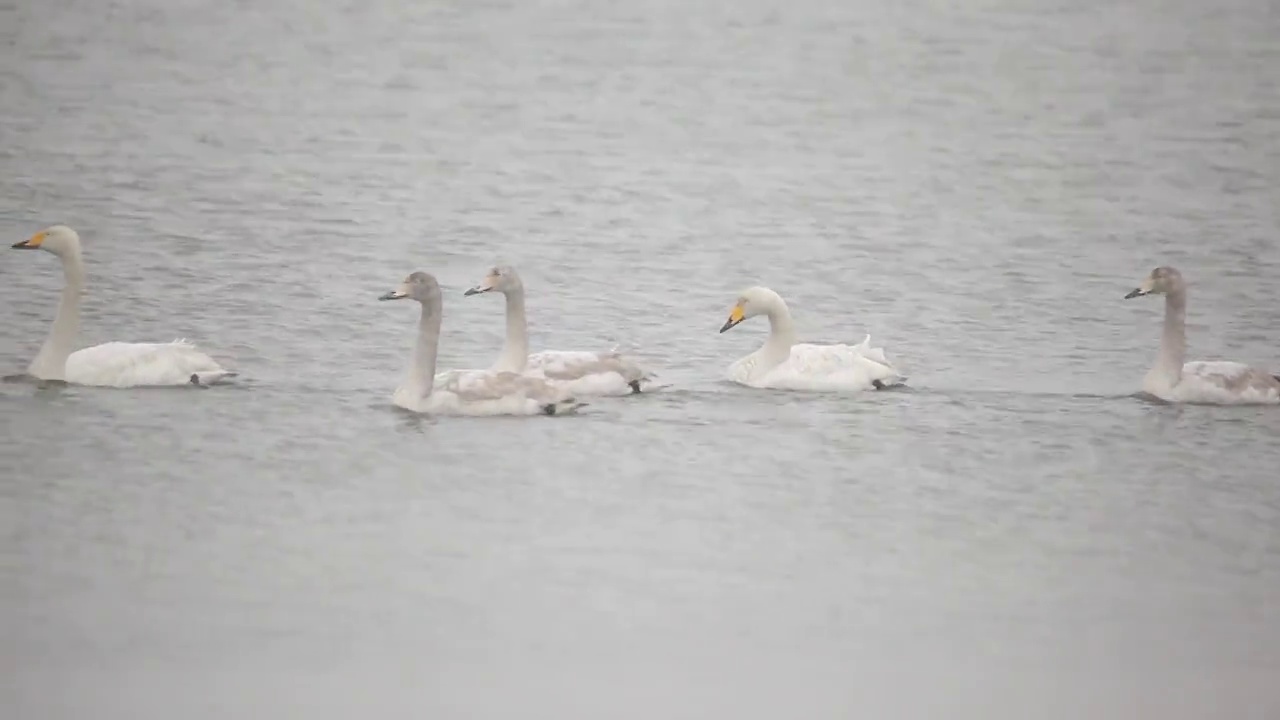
top-left (726, 330), bottom-right (903, 392)
top-left (65, 340), bottom-right (228, 387)
top-left (527, 350), bottom-right (647, 383)
top-left (1184, 361), bottom-right (1280, 401)
top-left (442, 370), bottom-right (565, 404)
top-left (789, 342), bottom-right (897, 375)
top-left (808, 336), bottom-right (893, 368)
top-left (765, 342), bottom-right (905, 390)
top-left (436, 370), bottom-right (507, 400)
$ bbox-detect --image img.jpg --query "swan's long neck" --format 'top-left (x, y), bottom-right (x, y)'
top-left (760, 297), bottom-right (797, 367)
top-left (1154, 288), bottom-right (1187, 385)
top-left (494, 287), bottom-right (530, 373)
top-left (405, 299), bottom-right (442, 399)
top-left (29, 250), bottom-right (85, 381)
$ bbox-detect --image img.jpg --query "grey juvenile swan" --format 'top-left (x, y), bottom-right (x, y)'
top-left (1125, 266), bottom-right (1279, 405)
top-left (463, 265), bottom-right (652, 396)
top-left (379, 271), bottom-right (582, 416)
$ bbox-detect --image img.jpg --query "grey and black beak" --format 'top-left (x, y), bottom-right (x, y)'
top-left (11, 240), bottom-right (35, 249)
top-left (719, 317), bottom-right (742, 334)
top-left (1123, 288), bottom-right (1147, 299)
top-left (378, 290), bottom-right (407, 301)
top-left (463, 286), bottom-right (491, 296)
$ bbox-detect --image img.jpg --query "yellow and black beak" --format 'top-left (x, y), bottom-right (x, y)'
top-left (719, 304), bottom-right (745, 333)
top-left (11, 230), bottom-right (45, 249)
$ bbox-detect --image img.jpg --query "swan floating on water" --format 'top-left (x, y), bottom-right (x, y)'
top-left (464, 265), bottom-right (652, 397)
top-left (380, 271), bottom-right (583, 416)
top-left (718, 286), bottom-right (904, 392)
top-left (1125, 266), bottom-right (1279, 405)
top-left (10, 225), bottom-right (234, 387)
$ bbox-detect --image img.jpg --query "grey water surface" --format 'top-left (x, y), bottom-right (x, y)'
top-left (2, 0), bottom-right (1279, 717)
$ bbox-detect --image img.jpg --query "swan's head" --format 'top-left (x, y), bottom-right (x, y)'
top-left (11, 225), bottom-right (80, 257)
top-left (379, 271), bottom-right (441, 304)
top-left (463, 265), bottom-right (522, 297)
top-left (719, 286), bottom-right (784, 333)
top-left (1125, 266), bottom-right (1184, 299)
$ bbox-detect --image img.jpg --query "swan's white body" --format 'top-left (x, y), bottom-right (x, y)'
top-left (64, 340), bottom-right (233, 387)
top-left (382, 272), bottom-right (582, 417)
top-left (12, 226), bottom-right (234, 387)
top-left (728, 335), bottom-right (904, 391)
top-left (1128, 267), bottom-right (1280, 405)
top-left (466, 266), bottom-right (652, 397)
top-left (720, 286), bottom-right (904, 392)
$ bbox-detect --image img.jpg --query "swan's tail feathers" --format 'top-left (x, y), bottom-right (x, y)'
top-left (861, 337), bottom-right (895, 367)
top-left (542, 399), bottom-right (587, 416)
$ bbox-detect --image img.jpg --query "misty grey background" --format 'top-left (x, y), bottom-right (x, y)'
top-left (2, 0), bottom-right (1279, 717)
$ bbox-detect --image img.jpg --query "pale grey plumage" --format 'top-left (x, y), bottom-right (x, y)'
top-left (1125, 266), bottom-right (1280, 404)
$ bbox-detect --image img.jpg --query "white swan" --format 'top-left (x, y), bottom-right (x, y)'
top-left (379, 271), bottom-right (583, 416)
top-left (463, 265), bottom-right (652, 397)
top-left (1125, 266), bottom-right (1279, 405)
top-left (718, 286), bottom-right (905, 392)
top-left (10, 225), bottom-right (234, 387)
